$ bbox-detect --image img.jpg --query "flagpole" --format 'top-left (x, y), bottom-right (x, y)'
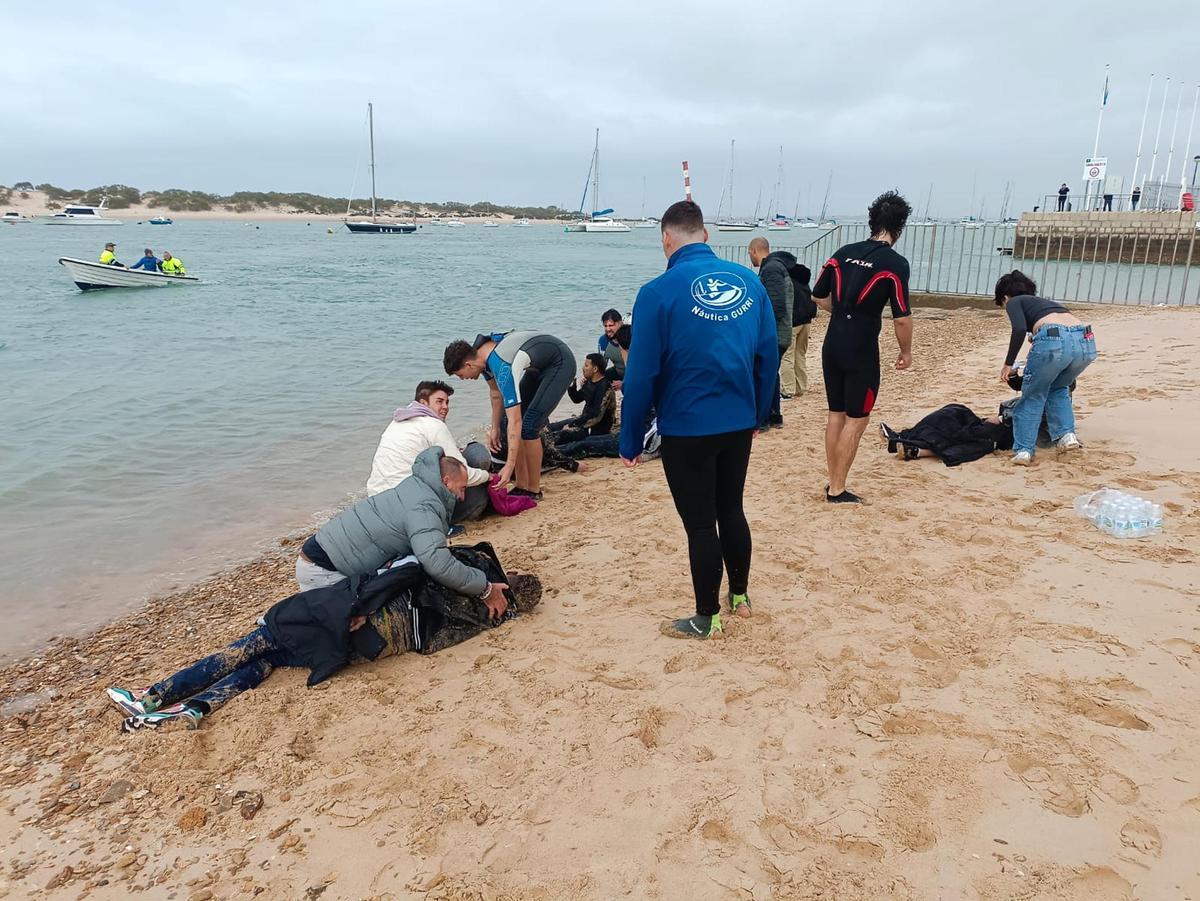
top-left (1130, 73), bottom-right (1154, 203)
top-left (1164, 79), bottom-right (1185, 191)
top-left (1179, 84), bottom-right (1199, 202)
top-left (1147, 75), bottom-right (1171, 205)
top-left (1084, 63), bottom-right (1110, 209)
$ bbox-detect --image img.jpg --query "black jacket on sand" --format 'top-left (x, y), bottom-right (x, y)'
top-left (887, 404), bottom-right (1013, 467)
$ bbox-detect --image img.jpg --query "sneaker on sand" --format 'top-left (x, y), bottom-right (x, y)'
top-left (728, 593), bottom-right (752, 619)
top-left (1056, 432), bottom-right (1081, 453)
top-left (105, 686), bottom-right (152, 716)
top-left (662, 613), bottom-right (723, 640)
top-left (121, 706), bottom-right (202, 733)
top-left (1011, 450), bottom-right (1033, 466)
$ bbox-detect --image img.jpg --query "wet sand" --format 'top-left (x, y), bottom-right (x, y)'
top-left (1, 304), bottom-right (1198, 899)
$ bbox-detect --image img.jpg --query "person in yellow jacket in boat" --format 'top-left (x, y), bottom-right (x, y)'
top-left (98, 243), bottom-right (122, 266)
top-left (160, 251), bottom-right (186, 276)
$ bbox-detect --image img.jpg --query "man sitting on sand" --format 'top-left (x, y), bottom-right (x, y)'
top-left (367, 380), bottom-right (492, 523)
top-left (106, 546), bottom-right (540, 731)
top-left (295, 448), bottom-right (510, 621)
top-left (552, 353), bottom-right (616, 445)
top-left (443, 330), bottom-right (576, 500)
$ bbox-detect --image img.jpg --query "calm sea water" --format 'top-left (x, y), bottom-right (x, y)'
top-left (0, 219), bottom-right (668, 661)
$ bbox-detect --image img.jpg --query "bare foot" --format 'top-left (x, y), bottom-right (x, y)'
top-left (576, 460), bottom-right (590, 473)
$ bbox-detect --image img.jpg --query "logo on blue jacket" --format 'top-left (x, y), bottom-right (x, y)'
top-left (690, 272), bottom-right (747, 312)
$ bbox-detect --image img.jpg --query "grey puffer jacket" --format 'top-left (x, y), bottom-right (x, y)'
top-left (315, 447), bottom-right (488, 596)
top-left (758, 250), bottom-right (796, 348)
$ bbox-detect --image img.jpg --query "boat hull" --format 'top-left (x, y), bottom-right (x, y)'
top-left (58, 257), bottom-right (200, 291)
top-left (716, 222), bottom-right (755, 232)
top-left (344, 221), bottom-right (417, 234)
top-left (42, 217), bottom-right (123, 226)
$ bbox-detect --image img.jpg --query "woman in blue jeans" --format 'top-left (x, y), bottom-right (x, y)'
top-left (994, 270), bottom-right (1097, 465)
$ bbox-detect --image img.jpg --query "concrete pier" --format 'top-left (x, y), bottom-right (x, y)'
top-left (1014, 211), bottom-right (1198, 264)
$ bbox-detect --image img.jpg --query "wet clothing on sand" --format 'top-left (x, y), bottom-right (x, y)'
top-left (813, 239), bottom-right (911, 418)
top-left (884, 404), bottom-right (1014, 466)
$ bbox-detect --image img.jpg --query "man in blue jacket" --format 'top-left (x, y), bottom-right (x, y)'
top-left (619, 200), bottom-right (777, 640)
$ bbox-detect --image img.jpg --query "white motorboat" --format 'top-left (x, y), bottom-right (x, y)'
top-left (42, 201), bottom-right (123, 226)
top-left (635, 217), bottom-right (659, 229)
top-left (566, 129), bottom-right (631, 233)
top-left (482, 221), bottom-right (500, 228)
top-left (343, 103), bottom-right (418, 235)
top-left (59, 257), bottom-right (200, 291)
top-left (445, 219), bottom-right (465, 228)
top-left (426, 217), bottom-right (445, 226)
top-left (798, 221), bottom-right (820, 229)
top-left (3, 211), bottom-right (32, 224)
top-left (716, 221), bottom-right (755, 232)
top-left (512, 218), bottom-right (531, 227)
top-left (767, 218), bottom-right (792, 231)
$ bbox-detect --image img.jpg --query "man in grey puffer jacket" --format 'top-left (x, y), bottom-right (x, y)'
top-left (296, 447), bottom-right (509, 617)
top-left (749, 237), bottom-right (794, 428)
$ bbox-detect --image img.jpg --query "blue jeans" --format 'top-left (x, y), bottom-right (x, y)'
top-left (150, 625), bottom-right (302, 713)
top-left (1012, 325), bottom-right (1096, 454)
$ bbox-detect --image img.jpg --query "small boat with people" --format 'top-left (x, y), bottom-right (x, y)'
top-left (3, 211), bottom-right (32, 224)
top-left (149, 216), bottom-right (173, 225)
top-left (41, 200), bottom-right (123, 226)
top-left (59, 257), bottom-right (200, 291)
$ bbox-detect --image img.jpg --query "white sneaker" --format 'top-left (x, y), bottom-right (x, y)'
top-left (1011, 451), bottom-right (1033, 466)
top-left (1056, 432), bottom-right (1081, 453)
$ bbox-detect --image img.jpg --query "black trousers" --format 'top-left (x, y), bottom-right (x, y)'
top-left (658, 429), bottom-right (754, 616)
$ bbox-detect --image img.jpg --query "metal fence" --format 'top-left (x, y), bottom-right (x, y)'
top-left (715, 220), bottom-right (1200, 306)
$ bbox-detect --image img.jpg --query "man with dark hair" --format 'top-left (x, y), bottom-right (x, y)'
top-left (553, 352), bottom-right (615, 444)
top-left (367, 380), bottom-right (491, 521)
top-left (620, 200), bottom-right (776, 640)
top-left (812, 190), bottom-right (913, 504)
top-left (748, 236), bottom-right (792, 428)
top-left (129, 248), bottom-right (160, 272)
top-left (295, 448), bottom-right (509, 622)
top-left (443, 331), bottom-right (576, 499)
top-left (598, 309), bottom-right (626, 386)
top-left (1057, 183), bottom-right (1070, 212)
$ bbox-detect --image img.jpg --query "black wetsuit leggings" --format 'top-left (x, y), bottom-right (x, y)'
top-left (658, 429), bottom-right (754, 617)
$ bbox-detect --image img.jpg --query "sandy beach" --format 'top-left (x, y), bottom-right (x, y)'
top-left (1, 303), bottom-right (1198, 900)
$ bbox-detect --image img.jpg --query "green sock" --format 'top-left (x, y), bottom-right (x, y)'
top-left (730, 593), bottom-right (748, 609)
top-left (707, 612), bottom-right (723, 634)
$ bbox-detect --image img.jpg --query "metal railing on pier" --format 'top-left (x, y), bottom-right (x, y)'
top-left (715, 220), bottom-right (1200, 306)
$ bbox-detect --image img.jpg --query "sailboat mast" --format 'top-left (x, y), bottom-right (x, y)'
top-left (368, 102), bottom-right (377, 222)
top-left (729, 139), bottom-right (736, 219)
top-left (923, 183), bottom-right (933, 221)
top-left (592, 128), bottom-right (600, 218)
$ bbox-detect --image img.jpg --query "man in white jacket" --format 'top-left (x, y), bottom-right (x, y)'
top-left (367, 381), bottom-right (492, 522)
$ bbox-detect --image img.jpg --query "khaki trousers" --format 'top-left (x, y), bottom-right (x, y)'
top-left (779, 324), bottom-right (810, 396)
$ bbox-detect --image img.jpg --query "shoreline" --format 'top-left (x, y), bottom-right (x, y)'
top-left (1, 305), bottom-right (1198, 898)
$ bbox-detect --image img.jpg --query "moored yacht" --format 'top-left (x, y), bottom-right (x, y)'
top-left (41, 200), bottom-right (123, 226)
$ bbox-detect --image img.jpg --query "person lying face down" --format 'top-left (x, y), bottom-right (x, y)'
top-left (105, 547), bottom-right (541, 732)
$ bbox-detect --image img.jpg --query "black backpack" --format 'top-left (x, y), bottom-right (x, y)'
top-left (789, 263), bottom-right (817, 325)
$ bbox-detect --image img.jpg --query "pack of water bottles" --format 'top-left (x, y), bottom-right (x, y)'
top-left (1073, 488), bottom-right (1163, 538)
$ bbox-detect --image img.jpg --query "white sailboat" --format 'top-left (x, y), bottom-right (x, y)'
top-left (343, 102), bottom-right (417, 235)
top-left (635, 176), bottom-right (658, 228)
top-left (766, 146), bottom-right (791, 230)
top-left (567, 129), bottom-right (632, 233)
top-left (716, 139), bottom-right (754, 232)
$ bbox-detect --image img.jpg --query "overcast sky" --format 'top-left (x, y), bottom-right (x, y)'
top-left (4, 1), bottom-right (1199, 218)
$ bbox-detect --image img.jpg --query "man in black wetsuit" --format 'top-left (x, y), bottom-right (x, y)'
top-left (811, 191), bottom-right (914, 504)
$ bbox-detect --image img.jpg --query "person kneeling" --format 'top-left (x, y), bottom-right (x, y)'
top-left (105, 543), bottom-right (540, 731)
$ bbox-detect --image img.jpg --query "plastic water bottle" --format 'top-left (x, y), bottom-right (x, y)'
top-left (1150, 504), bottom-right (1164, 535)
top-left (1099, 498), bottom-right (1117, 535)
top-left (1129, 502), bottom-right (1149, 538)
top-left (1113, 503), bottom-right (1131, 538)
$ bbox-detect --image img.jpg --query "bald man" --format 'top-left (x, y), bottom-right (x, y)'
top-left (748, 237), bottom-right (794, 428)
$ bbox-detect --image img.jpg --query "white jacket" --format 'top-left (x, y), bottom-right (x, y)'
top-left (367, 417), bottom-right (490, 496)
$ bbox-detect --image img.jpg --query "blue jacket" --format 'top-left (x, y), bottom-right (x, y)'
top-left (619, 242), bottom-right (777, 459)
top-left (129, 255), bottom-right (159, 271)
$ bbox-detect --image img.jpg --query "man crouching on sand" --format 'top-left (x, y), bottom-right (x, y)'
top-left (105, 541), bottom-right (541, 732)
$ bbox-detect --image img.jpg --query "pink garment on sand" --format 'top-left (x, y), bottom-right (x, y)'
top-left (486, 474), bottom-right (536, 516)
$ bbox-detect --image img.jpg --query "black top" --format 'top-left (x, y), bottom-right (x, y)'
top-left (302, 534), bottom-right (337, 571)
top-left (812, 239), bottom-right (911, 341)
top-left (1004, 294), bottom-right (1069, 366)
top-left (565, 377), bottom-right (616, 435)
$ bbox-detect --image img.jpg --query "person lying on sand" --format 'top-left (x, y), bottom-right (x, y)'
top-left (878, 404), bottom-right (1013, 466)
top-left (105, 544), bottom-right (540, 732)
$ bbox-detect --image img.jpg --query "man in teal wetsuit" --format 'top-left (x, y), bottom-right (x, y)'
top-left (443, 331), bottom-right (576, 499)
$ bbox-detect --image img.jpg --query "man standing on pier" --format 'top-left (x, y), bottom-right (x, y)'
top-left (1057, 183), bottom-right (1070, 212)
top-left (619, 200), bottom-right (777, 640)
top-left (812, 190), bottom-right (913, 504)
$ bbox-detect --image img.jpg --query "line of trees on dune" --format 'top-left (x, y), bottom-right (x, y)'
top-left (7, 182), bottom-right (572, 219)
